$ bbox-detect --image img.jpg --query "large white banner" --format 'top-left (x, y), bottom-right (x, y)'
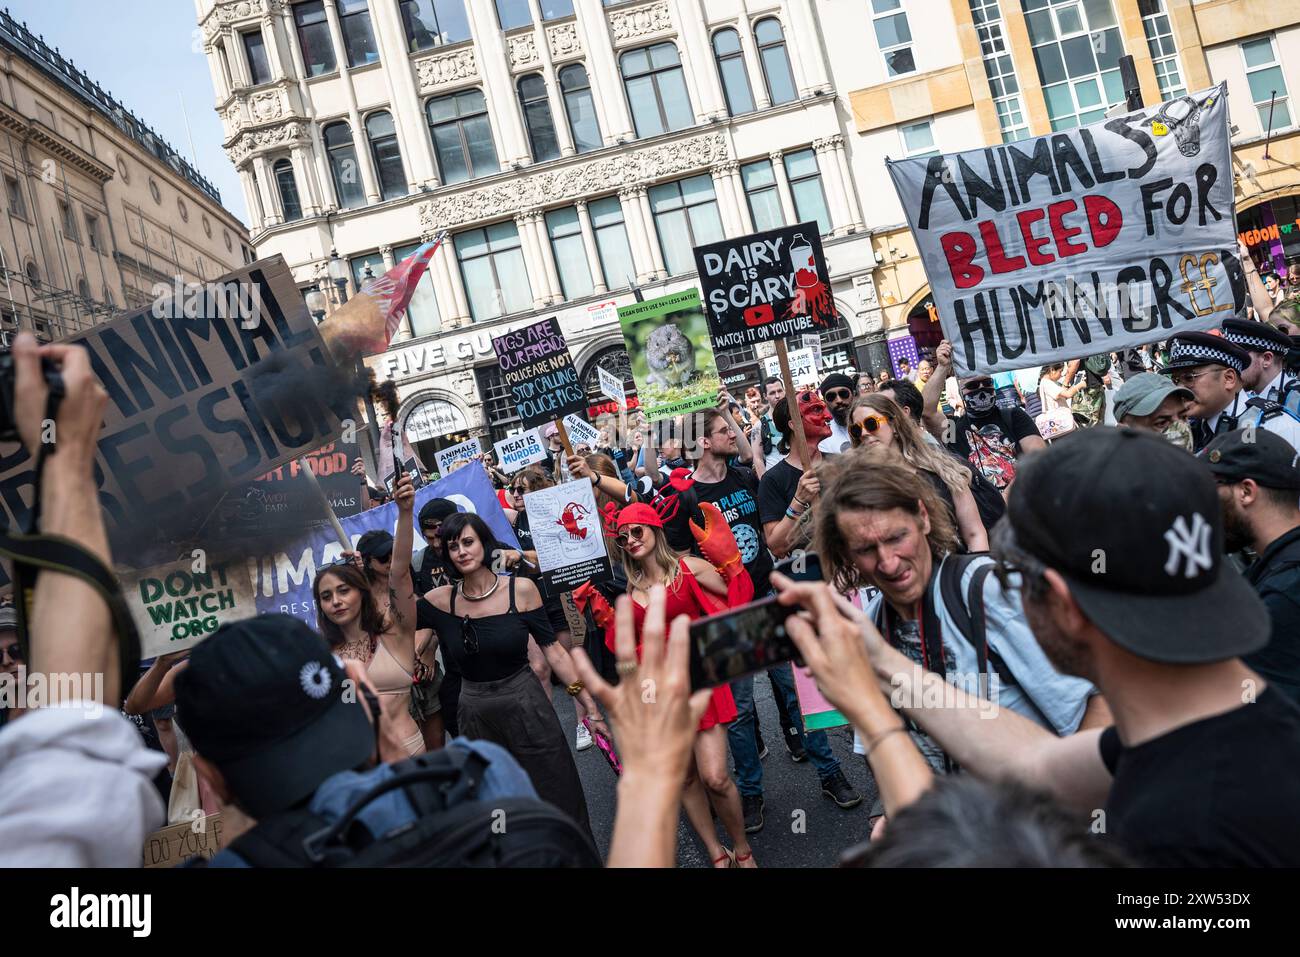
top-left (887, 85), bottom-right (1239, 375)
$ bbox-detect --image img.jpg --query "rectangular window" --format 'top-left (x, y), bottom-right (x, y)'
top-left (969, 0), bottom-right (1028, 142)
top-left (541, 0), bottom-right (575, 19)
top-left (1138, 0), bottom-right (1184, 100)
top-left (741, 160), bottom-right (784, 232)
top-left (589, 196), bottom-right (635, 290)
top-left (1242, 35), bottom-right (1292, 133)
top-left (621, 43), bottom-right (694, 139)
top-left (900, 120), bottom-right (939, 157)
top-left (455, 221), bottom-right (533, 322)
top-left (394, 241), bottom-right (442, 337)
top-left (784, 149), bottom-right (832, 237)
top-left (546, 207), bottom-right (594, 301)
top-left (293, 1), bottom-right (337, 77)
top-left (1022, 0), bottom-right (1125, 130)
top-left (6, 175), bottom-right (25, 219)
top-left (58, 199), bottom-right (79, 242)
top-left (494, 0), bottom-right (532, 30)
top-left (649, 174), bottom-right (723, 275)
top-left (872, 0), bottom-right (916, 77)
top-left (339, 0), bottom-right (380, 68)
top-left (399, 0), bottom-right (471, 52)
top-left (85, 213), bottom-right (100, 251)
top-left (242, 30), bottom-right (273, 85)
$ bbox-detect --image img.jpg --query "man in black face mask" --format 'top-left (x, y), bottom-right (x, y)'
top-left (926, 340), bottom-right (1045, 492)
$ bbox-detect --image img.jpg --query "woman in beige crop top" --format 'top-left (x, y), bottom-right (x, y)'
top-left (312, 473), bottom-right (424, 756)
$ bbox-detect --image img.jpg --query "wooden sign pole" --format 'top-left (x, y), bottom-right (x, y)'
top-left (775, 339), bottom-right (812, 470)
top-left (297, 456), bottom-right (351, 551)
top-left (554, 418), bottom-right (576, 459)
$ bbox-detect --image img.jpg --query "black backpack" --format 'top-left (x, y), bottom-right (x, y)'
top-left (936, 553), bottom-right (1017, 694)
top-left (222, 748), bottom-right (601, 868)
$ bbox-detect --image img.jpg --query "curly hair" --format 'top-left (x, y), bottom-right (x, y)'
top-left (813, 446), bottom-right (960, 593)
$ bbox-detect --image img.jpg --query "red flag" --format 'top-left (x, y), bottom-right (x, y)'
top-left (319, 234), bottom-right (445, 360)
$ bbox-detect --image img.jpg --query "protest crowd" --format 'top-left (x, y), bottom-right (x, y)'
top-left (2, 84), bottom-right (1300, 874)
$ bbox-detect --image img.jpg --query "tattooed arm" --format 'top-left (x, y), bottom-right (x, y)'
top-left (384, 474), bottom-right (418, 669)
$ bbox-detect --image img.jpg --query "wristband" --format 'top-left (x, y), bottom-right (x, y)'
top-left (784, 507), bottom-right (800, 520)
top-left (792, 496), bottom-right (809, 511)
top-left (863, 725), bottom-right (908, 759)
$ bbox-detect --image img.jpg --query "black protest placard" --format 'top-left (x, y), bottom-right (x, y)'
top-left (491, 317), bottom-right (586, 428)
top-left (215, 437), bottom-right (365, 541)
top-left (0, 256), bottom-right (354, 562)
top-left (694, 222), bottom-right (837, 351)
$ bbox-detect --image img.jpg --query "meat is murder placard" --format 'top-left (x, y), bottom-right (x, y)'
top-left (693, 222), bottom-right (837, 353)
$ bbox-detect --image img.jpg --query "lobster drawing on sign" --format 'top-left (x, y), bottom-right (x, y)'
top-left (557, 502), bottom-right (592, 541)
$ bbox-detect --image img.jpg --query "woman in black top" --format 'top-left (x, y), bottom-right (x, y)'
top-left (424, 512), bottom-right (604, 833)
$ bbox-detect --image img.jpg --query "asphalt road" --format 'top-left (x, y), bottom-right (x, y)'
top-left (550, 670), bottom-right (880, 867)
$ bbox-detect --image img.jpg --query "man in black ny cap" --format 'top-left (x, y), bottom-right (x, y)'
top-left (177, 616), bottom-right (379, 828)
top-left (1221, 317), bottom-right (1298, 410)
top-left (818, 372), bottom-right (856, 455)
top-left (177, 615), bottom-right (537, 866)
top-left (853, 427), bottom-right (1300, 866)
top-left (1164, 331), bottom-right (1300, 451)
top-left (1204, 428), bottom-right (1300, 706)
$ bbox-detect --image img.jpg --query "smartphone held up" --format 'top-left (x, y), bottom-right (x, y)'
top-left (688, 594), bottom-right (803, 691)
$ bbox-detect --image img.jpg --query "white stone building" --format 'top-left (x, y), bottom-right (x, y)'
top-left (196, 0), bottom-right (976, 464)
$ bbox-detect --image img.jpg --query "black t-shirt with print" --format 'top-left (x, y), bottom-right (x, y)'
top-left (692, 466), bottom-right (774, 595)
top-left (1098, 687), bottom-right (1300, 867)
top-left (757, 459), bottom-right (803, 526)
top-left (948, 407), bottom-right (1040, 490)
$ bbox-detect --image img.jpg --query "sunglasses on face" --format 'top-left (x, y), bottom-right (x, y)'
top-left (510, 484), bottom-right (528, 495)
top-left (616, 525), bottom-right (650, 548)
top-left (825, 388), bottom-right (854, 402)
top-left (850, 413), bottom-right (888, 441)
top-left (963, 380), bottom-right (994, 394)
top-left (0, 644), bottom-right (22, 664)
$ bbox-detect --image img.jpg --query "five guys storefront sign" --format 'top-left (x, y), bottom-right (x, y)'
top-left (888, 84), bottom-right (1240, 374)
top-left (0, 257), bottom-right (351, 563)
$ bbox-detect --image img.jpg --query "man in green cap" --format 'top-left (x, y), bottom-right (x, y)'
top-left (1112, 372), bottom-right (1194, 450)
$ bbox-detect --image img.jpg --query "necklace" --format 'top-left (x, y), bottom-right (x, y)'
top-left (460, 574), bottom-right (501, 602)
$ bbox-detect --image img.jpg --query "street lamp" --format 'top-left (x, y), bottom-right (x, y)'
top-left (305, 287), bottom-right (327, 322)
top-left (327, 249), bottom-right (350, 305)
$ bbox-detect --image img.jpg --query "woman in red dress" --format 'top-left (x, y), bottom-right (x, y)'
top-left (607, 503), bottom-right (757, 868)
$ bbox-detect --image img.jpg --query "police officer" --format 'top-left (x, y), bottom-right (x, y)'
top-left (1163, 332), bottom-right (1300, 452)
top-left (1202, 427), bottom-right (1300, 706)
top-left (1221, 318), bottom-right (1297, 412)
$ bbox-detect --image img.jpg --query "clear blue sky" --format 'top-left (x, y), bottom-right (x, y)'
top-left (6, 0), bottom-right (249, 226)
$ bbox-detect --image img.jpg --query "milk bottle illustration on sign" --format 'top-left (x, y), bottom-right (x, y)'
top-left (790, 234), bottom-right (816, 290)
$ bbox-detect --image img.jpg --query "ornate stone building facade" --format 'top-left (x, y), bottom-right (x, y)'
top-left (198, 0), bottom-right (1300, 465)
top-left (0, 10), bottom-right (249, 345)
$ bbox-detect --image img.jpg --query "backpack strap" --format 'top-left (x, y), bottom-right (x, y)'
top-left (228, 807), bottom-right (335, 867)
top-left (937, 554), bottom-right (1011, 694)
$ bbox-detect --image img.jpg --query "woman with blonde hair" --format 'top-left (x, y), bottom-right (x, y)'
top-left (847, 394), bottom-right (989, 553)
top-left (607, 502), bottom-right (757, 867)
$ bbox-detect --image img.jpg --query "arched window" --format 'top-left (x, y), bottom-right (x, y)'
top-left (558, 65), bottom-right (601, 154)
top-left (273, 158), bottom-right (303, 221)
top-left (427, 89), bottom-right (499, 184)
top-left (323, 122), bottom-right (365, 209)
top-left (24, 260), bottom-right (39, 289)
top-left (517, 74), bottom-right (560, 163)
top-left (620, 43), bottom-right (693, 138)
top-left (755, 18), bottom-right (797, 105)
top-left (366, 111), bottom-right (408, 200)
top-left (712, 28), bottom-right (754, 115)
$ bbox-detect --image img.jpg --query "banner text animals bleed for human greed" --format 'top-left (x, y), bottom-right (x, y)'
top-left (887, 86), bottom-right (1240, 374)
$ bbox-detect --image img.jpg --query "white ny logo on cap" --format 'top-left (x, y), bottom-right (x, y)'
top-left (1163, 513), bottom-right (1213, 578)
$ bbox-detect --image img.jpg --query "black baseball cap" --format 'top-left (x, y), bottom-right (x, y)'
top-left (356, 529), bottom-right (394, 562)
top-left (1201, 427), bottom-right (1300, 490)
top-left (175, 615), bottom-right (374, 818)
top-left (418, 498), bottom-right (459, 527)
top-left (1003, 427), bottom-right (1268, 664)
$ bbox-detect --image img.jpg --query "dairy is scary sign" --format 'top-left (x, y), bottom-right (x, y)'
top-left (693, 222), bottom-right (836, 350)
